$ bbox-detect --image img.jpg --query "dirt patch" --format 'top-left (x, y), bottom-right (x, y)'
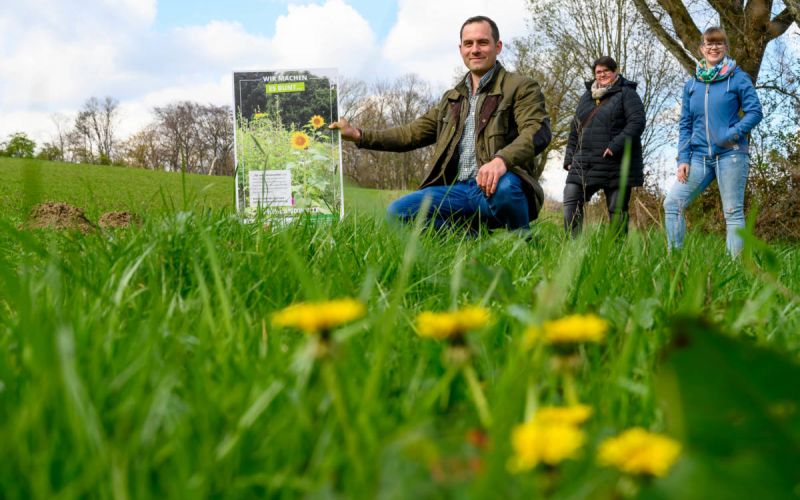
top-left (27, 202), bottom-right (95, 233)
top-left (98, 211), bottom-right (142, 229)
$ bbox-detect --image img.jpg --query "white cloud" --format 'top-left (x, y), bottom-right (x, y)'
top-left (0, 29), bottom-right (120, 108)
top-left (381, 0), bottom-right (530, 87)
top-left (104, 0), bottom-right (158, 24)
top-left (0, 0), bottom-right (161, 116)
top-left (169, 21), bottom-right (274, 69)
top-left (270, 0), bottom-right (378, 74)
top-left (0, 0), bottom-right (376, 144)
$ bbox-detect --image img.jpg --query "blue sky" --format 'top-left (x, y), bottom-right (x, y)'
top-left (155, 0), bottom-right (399, 40)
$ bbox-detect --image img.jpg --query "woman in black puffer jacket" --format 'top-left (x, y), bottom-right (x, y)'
top-left (563, 56), bottom-right (645, 236)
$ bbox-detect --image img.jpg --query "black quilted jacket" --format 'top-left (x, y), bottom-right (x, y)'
top-left (564, 76), bottom-right (645, 187)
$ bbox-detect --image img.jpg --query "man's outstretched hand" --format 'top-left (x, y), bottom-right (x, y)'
top-left (329, 118), bottom-right (361, 142)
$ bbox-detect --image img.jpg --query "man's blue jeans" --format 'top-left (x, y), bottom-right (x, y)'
top-left (387, 172), bottom-right (530, 230)
top-left (663, 152), bottom-right (749, 256)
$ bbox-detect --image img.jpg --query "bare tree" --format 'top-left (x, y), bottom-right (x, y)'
top-left (630, 0), bottom-right (797, 80)
top-left (505, 36), bottom-right (584, 178)
top-left (49, 113), bottom-right (71, 162)
top-left (121, 124), bottom-right (163, 170)
top-left (383, 74), bottom-right (437, 189)
top-left (788, 0), bottom-right (800, 20)
top-left (340, 75), bottom-right (437, 189)
top-left (74, 96), bottom-right (119, 164)
top-left (197, 104), bottom-right (235, 176)
top-left (140, 102), bottom-right (235, 174)
top-left (154, 102), bottom-right (202, 172)
top-left (338, 77), bottom-right (369, 122)
top-left (67, 119), bottom-right (95, 164)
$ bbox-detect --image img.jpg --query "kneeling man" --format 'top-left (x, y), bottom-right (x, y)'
top-left (330, 15), bottom-right (550, 231)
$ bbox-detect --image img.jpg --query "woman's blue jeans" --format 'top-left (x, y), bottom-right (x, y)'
top-left (386, 172), bottom-right (530, 230)
top-left (663, 152), bottom-right (749, 256)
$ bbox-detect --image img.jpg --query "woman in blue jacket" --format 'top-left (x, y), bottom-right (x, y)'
top-left (663, 27), bottom-right (763, 257)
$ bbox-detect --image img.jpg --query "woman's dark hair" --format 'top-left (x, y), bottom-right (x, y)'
top-left (592, 56), bottom-right (618, 73)
top-left (461, 16), bottom-right (500, 43)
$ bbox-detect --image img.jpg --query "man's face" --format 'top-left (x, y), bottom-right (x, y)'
top-left (459, 21), bottom-right (502, 76)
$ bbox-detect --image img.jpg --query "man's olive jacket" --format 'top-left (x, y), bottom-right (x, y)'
top-left (358, 64), bottom-right (549, 219)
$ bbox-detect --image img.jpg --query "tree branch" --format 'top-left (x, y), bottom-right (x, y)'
top-left (706, 0), bottom-right (742, 20)
top-left (786, 0), bottom-right (800, 24)
top-left (631, 0), bottom-right (697, 74)
top-left (754, 83), bottom-right (800, 105)
top-left (655, 0), bottom-right (703, 51)
top-left (768, 8), bottom-right (796, 40)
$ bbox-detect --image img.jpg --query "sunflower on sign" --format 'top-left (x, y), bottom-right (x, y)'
top-left (290, 131), bottom-right (311, 150)
top-left (309, 115), bottom-right (325, 129)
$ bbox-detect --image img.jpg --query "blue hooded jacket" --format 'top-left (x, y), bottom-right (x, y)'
top-left (677, 66), bottom-right (763, 165)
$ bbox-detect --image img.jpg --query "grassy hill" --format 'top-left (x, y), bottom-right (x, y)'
top-left (0, 157), bottom-right (407, 221)
top-left (0, 158), bottom-right (231, 219)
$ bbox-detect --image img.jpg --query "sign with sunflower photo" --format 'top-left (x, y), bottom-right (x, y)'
top-left (233, 68), bottom-right (342, 220)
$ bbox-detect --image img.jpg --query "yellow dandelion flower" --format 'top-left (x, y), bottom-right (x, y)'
top-left (309, 115), bottom-right (326, 129)
top-left (253, 112), bottom-right (267, 119)
top-left (415, 306), bottom-right (491, 340)
top-left (534, 404), bottom-right (593, 426)
top-left (598, 427), bottom-right (681, 477)
top-left (509, 420), bottom-right (585, 471)
top-left (272, 298), bottom-right (365, 335)
top-left (290, 131), bottom-right (311, 150)
top-left (525, 314), bottom-right (608, 345)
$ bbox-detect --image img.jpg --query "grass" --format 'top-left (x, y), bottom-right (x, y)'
top-left (0, 158), bottom-right (799, 498)
top-left (0, 158), bottom-right (232, 220)
top-left (0, 158), bottom-right (405, 221)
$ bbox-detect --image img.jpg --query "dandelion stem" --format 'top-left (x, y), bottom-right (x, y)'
top-left (524, 378), bottom-right (539, 421)
top-left (260, 320), bottom-right (268, 360)
top-left (563, 368), bottom-right (579, 406)
top-left (320, 359), bottom-right (366, 483)
top-left (422, 362), bottom-right (461, 410)
top-left (463, 363), bottom-right (493, 428)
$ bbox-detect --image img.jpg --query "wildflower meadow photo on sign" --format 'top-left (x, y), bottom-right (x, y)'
top-left (233, 68), bottom-right (343, 221)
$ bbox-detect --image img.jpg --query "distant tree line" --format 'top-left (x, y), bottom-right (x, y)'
top-left (2, 97), bottom-right (236, 176)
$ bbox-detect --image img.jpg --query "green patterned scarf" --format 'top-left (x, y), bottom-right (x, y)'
top-left (696, 56), bottom-right (737, 83)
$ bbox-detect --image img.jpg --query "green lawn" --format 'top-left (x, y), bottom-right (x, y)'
top-left (1, 158), bottom-right (798, 498)
top-left (0, 158), bottom-right (410, 222)
top-left (0, 158), bottom-right (232, 219)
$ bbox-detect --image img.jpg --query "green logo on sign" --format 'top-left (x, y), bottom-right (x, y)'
top-left (265, 82), bottom-right (306, 94)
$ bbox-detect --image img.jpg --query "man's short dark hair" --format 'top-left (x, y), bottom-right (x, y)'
top-left (460, 16), bottom-right (500, 43)
top-left (592, 56), bottom-right (618, 73)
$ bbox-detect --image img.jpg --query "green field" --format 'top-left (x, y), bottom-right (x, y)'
top-left (1, 158), bottom-right (799, 498)
top-left (0, 158), bottom-right (407, 221)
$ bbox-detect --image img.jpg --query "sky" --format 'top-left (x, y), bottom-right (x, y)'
top-left (0, 0), bottom-right (530, 139)
top-left (1, 0), bottom-right (579, 195)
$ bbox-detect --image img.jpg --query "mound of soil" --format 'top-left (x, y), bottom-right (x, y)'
top-left (27, 202), bottom-right (95, 233)
top-left (98, 211), bottom-right (142, 229)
